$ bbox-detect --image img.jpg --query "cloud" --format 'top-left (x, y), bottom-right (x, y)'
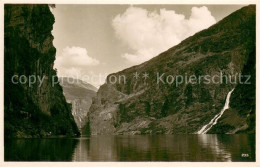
top-left (54, 46), bottom-right (99, 77)
top-left (112, 6), bottom-right (216, 64)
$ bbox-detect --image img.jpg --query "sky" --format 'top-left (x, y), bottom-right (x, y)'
top-left (52, 4), bottom-right (246, 88)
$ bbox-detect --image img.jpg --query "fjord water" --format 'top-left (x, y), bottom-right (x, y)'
top-left (5, 134), bottom-right (255, 161)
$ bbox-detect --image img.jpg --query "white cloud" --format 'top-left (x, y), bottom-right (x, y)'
top-left (112, 6), bottom-right (216, 64)
top-left (54, 46), bottom-right (99, 78)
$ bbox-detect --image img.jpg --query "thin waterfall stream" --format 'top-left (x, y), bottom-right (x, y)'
top-left (197, 88), bottom-right (235, 134)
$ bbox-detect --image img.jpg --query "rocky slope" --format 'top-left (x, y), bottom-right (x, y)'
top-left (59, 77), bottom-right (97, 134)
top-left (208, 49), bottom-right (255, 134)
top-left (89, 5), bottom-right (255, 135)
top-left (4, 4), bottom-right (80, 138)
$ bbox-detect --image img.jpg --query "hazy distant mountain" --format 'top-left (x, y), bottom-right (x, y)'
top-left (59, 77), bottom-right (98, 95)
top-left (89, 5), bottom-right (255, 135)
top-left (59, 77), bottom-right (97, 134)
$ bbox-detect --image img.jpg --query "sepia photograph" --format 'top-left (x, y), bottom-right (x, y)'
top-left (0, 0), bottom-right (258, 166)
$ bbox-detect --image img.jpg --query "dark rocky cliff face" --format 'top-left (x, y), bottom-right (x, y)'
top-left (4, 4), bottom-right (80, 138)
top-left (89, 5), bottom-right (255, 135)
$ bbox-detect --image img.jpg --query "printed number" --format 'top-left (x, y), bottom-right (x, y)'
top-left (241, 153), bottom-right (249, 157)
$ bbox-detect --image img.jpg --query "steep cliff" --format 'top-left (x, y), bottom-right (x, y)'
top-left (4, 4), bottom-right (80, 138)
top-left (208, 49), bottom-right (255, 134)
top-left (89, 5), bottom-right (255, 135)
top-left (59, 77), bottom-right (97, 134)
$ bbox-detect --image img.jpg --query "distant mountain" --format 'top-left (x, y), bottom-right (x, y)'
top-left (59, 77), bottom-right (97, 134)
top-left (89, 5), bottom-right (255, 135)
top-left (59, 77), bottom-right (98, 95)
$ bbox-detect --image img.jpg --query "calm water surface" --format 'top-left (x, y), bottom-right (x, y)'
top-left (5, 134), bottom-right (255, 161)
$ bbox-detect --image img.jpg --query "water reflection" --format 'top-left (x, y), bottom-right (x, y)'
top-left (5, 134), bottom-right (255, 161)
top-left (5, 138), bottom-right (78, 161)
top-left (72, 135), bottom-right (255, 161)
top-left (197, 135), bottom-right (232, 161)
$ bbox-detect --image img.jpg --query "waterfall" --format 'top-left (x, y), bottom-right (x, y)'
top-left (197, 88), bottom-right (235, 134)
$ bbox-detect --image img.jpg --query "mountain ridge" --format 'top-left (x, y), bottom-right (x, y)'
top-left (89, 5), bottom-right (255, 135)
